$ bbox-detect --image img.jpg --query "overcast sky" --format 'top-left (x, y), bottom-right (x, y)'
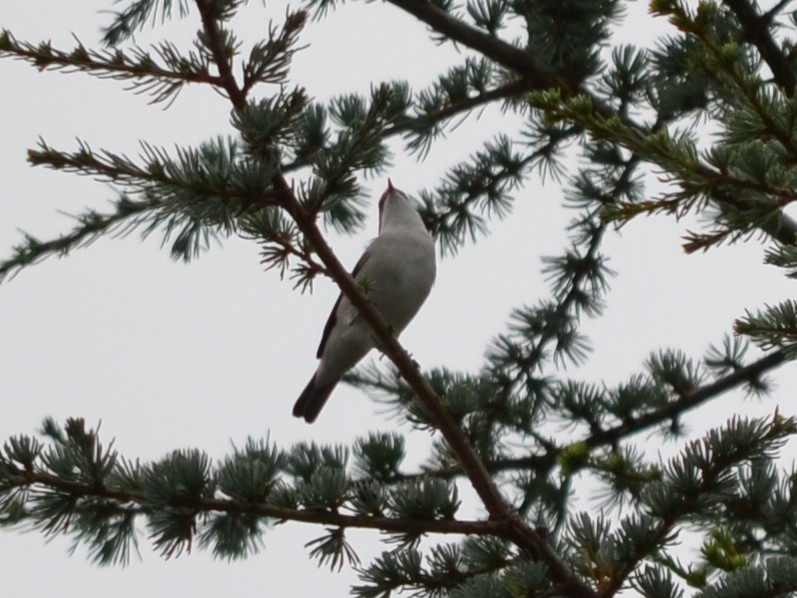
top-left (2, 1), bottom-right (796, 596)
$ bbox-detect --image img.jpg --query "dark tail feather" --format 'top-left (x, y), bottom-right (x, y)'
top-left (293, 374), bottom-right (338, 423)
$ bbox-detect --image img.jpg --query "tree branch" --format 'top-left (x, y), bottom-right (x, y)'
top-left (723, 0), bottom-right (796, 97)
top-left (512, 349), bottom-right (786, 476)
top-left (385, 0), bottom-right (551, 84)
top-left (279, 78), bottom-right (535, 173)
top-left (12, 471), bottom-right (504, 537)
top-left (0, 30), bottom-right (216, 105)
top-left (194, 0), bottom-right (247, 111)
top-left (191, 2), bottom-right (597, 594)
top-left (383, 78), bottom-right (533, 139)
top-left (412, 349), bottom-right (787, 482)
top-left (587, 349), bottom-right (786, 449)
top-left (0, 197), bottom-right (159, 282)
top-left (281, 194), bottom-right (599, 597)
top-left (385, 0), bottom-right (797, 247)
top-left (601, 411), bottom-right (793, 596)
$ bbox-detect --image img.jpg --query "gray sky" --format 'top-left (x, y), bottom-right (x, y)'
top-left (2, 1), bottom-right (796, 596)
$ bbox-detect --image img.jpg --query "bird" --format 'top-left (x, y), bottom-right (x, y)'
top-left (293, 180), bottom-right (437, 423)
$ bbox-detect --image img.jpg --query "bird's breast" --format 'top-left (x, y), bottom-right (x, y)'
top-left (358, 230), bottom-right (436, 331)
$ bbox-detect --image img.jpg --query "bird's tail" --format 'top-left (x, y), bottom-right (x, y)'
top-left (292, 374), bottom-right (338, 423)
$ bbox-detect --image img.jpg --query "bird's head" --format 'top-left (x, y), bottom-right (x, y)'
top-left (378, 179), bottom-right (425, 234)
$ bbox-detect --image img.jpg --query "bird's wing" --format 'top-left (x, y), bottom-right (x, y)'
top-left (316, 247), bottom-right (372, 359)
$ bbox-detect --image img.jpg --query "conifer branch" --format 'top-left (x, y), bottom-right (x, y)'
top-left (722, 0), bottom-right (796, 97)
top-left (387, 0), bottom-right (797, 248)
top-left (0, 29), bottom-right (215, 105)
top-left (101, 0), bottom-right (192, 46)
top-left (4, 0), bottom-right (797, 593)
top-left (408, 348), bottom-right (785, 482)
top-left (6, 469), bottom-right (503, 537)
top-left (0, 136), bottom-right (291, 279)
top-left (280, 196), bottom-right (598, 597)
top-left (386, 0), bottom-right (551, 85)
top-left (588, 350), bottom-right (786, 448)
top-left (540, 348), bottom-right (783, 471)
top-left (382, 77), bottom-right (530, 139)
top-left (194, 0), bottom-right (248, 111)
top-left (384, 0), bottom-right (612, 107)
top-left (605, 412), bottom-right (797, 594)
top-left (188, 3), bottom-right (596, 593)
top-left (0, 196), bottom-right (158, 282)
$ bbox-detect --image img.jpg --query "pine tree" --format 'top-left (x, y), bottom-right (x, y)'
top-left (3, 0), bottom-right (797, 595)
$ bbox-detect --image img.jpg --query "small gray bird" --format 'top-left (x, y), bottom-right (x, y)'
top-left (293, 181), bottom-right (436, 423)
